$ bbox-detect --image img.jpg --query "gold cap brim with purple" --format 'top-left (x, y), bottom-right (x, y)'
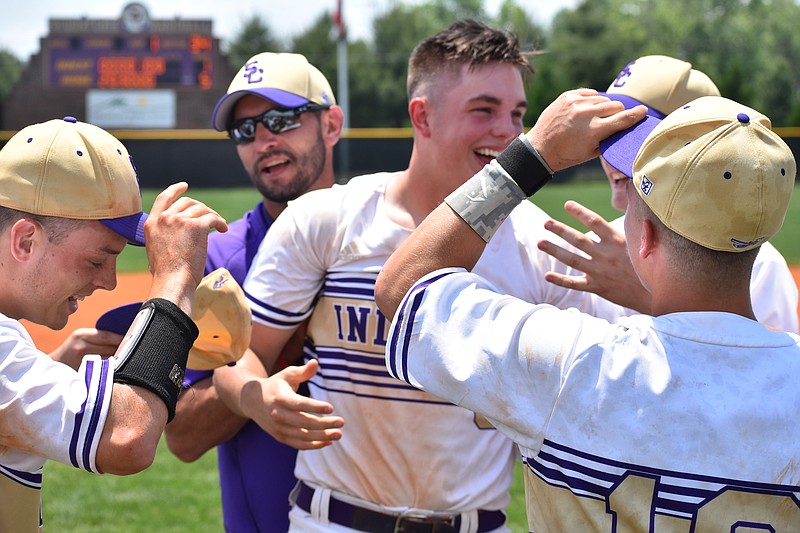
top-left (601, 96), bottom-right (796, 252)
top-left (0, 116), bottom-right (147, 245)
top-left (212, 52), bottom-right (336, 131)
top-left (600, 55), bottom-right (720, 118)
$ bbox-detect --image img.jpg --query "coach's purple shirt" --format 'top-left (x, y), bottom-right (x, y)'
top-left (184, 202), bottom-right (299, 533)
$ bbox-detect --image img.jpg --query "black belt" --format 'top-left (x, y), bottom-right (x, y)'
top-left (296, 481), bottom-right (506, 533)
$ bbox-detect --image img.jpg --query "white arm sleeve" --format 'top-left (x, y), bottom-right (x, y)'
top-left (0, 319), bottom-right (113, 474)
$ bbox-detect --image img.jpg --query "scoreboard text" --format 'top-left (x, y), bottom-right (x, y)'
top-left (48, 32), bottom-right (213, 89)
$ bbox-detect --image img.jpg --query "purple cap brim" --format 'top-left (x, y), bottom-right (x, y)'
top-left (100, 212), bottom-right (147, 246)
top-left (599, 92), bottom-right (666, 119)
top-left (96, 302), bottom-right (142, 335)
top-left (211, 89), bottom-right (311, 131)
top-left (599, 115), bottom-right (662, 177)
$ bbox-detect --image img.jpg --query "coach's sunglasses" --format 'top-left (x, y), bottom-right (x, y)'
top-left (228, 104), bottom-right (331, 145)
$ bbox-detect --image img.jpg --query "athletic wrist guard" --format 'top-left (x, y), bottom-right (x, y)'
top-left (445, 161), bottom-right (527, 242)
top-left (495, 133), bottom-right (554, 197)
top-left (112, 298), bottom-right (199, 422)
top-left (445, 133), bottom-right (555, 243)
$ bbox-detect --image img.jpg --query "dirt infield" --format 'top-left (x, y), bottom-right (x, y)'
top-left (24, 268), bottom-right (800, 351)
top-left (24, 272), bottom-right (153, 353)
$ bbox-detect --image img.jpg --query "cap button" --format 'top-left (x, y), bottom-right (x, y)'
top-left (63, 116), bottom-right (77, 123)
top-left (737, 113), bottom-right (750, 124)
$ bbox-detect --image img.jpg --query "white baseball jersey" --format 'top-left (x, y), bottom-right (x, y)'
top-left (0, 313), bottom-right (114, 532)
top-left (244, 172), bottom-right (629, 516)
top-left (605, 216), bottom-right (799, 333)
top-left (388, 268), bottom-right (800, 531)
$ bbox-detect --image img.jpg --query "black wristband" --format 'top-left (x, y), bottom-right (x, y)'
top-left (495, 137), bottom-right (553, 197)
top-left (113, 298), bottom-right (199, 422)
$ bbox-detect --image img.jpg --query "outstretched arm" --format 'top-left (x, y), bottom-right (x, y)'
top-left (376, 89), bottom-right (647, 320)
top-left (213, 322), bottom-right (344, 451)
top-left (165, 322), bottom-right (309, 461)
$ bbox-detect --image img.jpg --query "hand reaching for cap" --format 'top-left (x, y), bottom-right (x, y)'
top-left (527, 89), bottom-right (648, 172)
top-left (144, 182), bottom-right (228, 315)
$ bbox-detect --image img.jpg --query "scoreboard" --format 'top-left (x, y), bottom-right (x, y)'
top-left (48, 32), bottom-right (213, 89)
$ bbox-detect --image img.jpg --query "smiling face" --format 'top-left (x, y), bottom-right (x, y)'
top-left (19, 219), bottom-right (126, 329)
top-left (233, 94), bottom-right (328, 213)
top-left (422, 62), bottom-right (527, 192)
top-left (601, 155), bottom-right (630, 213)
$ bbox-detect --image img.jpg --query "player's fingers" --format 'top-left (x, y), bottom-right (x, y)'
top-left (279, 410), bottom-right (344, 431)
top-left (281, 394), bottom-right (337, 416)
top-left (572, 87), bottom-right (601, 97)
top-left (267, 412), bottom-right (344, 449)
top-left (147, 198), bottom-right (228, 238)
top-left (563, 201), bottom-right (617, 241)
top-left (599, 103), bottom-right (648, 128)
top-left (282, 428), bottom-right (343, 450)
top-left (154, 195), bottom-right (222, 222)
top-left (149, 182), bottom-right (189, 216)
top-left (537, 239), bottom-right (591, 273)
top-left (86, 329), bottom-right (125, 344)
top-left (543, 271), bottom-right (590, 292)
top-left (280, 359), bottom-right (321, 387)
top-left (541, 221), bottom-right (596, 257)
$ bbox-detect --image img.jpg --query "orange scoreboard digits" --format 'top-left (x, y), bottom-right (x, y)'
top-left (49, 32), bottom-right (213, 89)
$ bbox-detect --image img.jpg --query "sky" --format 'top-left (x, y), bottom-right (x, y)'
top-left (1, 0), bottom-right (580, 61)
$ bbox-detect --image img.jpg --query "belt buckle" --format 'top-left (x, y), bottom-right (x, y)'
top-left (393, 513), bottom-right (458, 533)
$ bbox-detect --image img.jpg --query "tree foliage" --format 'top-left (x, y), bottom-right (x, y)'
top-left (0, 49), bottom-right (22, 100)
top-left (226, 0), bottom-right (800, 127)
top-left (226, 15), bottom-right (284, 69)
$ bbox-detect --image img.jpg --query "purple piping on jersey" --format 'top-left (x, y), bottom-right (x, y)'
top-left (82, 359), bottom-right (110, 472)
top-left (245, 289), bottom-right (312, 327)
top-left (322, 275), bottom-right (377, 299)
top-left (526, 439), bottom-right (800, 518)
top-left (544, 438), bottom-right (798, 495)
top-left (297, 343), bottom-right (452, 404)
top-left (389, 271), bottom-right (453, 382)
top-left (305, 375), bottom-right (453, 405)
top-left (250, 308), bottom-right (303, 328)
top-left (387, 298), bottom-right (408, 380)
top-left (69, 359), bottom-right (94, 467)
top-left (0, 464), bottom-right (43, 489)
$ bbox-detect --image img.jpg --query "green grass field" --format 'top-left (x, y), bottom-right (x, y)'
top-left (116, 181), bottom-right (800, 273)
top-left (42, 181), bottom-right (800, 532)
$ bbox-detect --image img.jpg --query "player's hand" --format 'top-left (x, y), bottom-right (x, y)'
top-left (527, 89), bottom-right (648, 172)
top-left (144, 182), bottom-right (228, 313)
top-left (49, 328), bottom-right (124, 370)
top-left (537, 200), bottom-right (652, 313)
top-left (219, 359), bottom-right (344, 450)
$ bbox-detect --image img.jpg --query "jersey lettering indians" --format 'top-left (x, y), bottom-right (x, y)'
top-left (244, 173), bottom-right (628, 511)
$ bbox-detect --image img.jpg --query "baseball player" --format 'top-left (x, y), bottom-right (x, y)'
top-left (376, 94), bottom-right (800, 531)
top-left (0, 117), bottom-right (226, 532)
top-left (537, 55), bottom-right (799, 332)
top-left (164, 52), bottom-right (342, 532)
top-left (213, 21), bottom-right (644, 532)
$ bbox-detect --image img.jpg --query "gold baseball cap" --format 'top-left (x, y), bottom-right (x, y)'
top-left (212, 52), bottom-right (336, 131)
top-left (602, 55), bottom-right (720, 118)
top-left (96, 268), bottom-right (252, 370)
top-left (188, 268), bottom-right (252, 370)
top-left (601, 96), bottom-right (795, 252)
top-left (0, 117), bottom-right (147, 245)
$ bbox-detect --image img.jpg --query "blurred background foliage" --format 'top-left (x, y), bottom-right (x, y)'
top-left (4, 0), bottom-right (800, 127)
